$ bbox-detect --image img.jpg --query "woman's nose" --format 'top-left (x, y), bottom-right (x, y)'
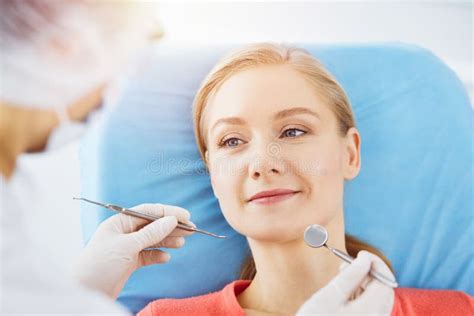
top-left (251, 166), bottom-right (279, 180)
top-left (248, 142), bottom-right (285, 180)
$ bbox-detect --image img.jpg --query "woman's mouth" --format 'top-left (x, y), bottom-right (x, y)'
top-left (248, 189), bottom-right (300, 205)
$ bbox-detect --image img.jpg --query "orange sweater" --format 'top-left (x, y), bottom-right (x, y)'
top-left (138, 280), bottom-right (474, 316)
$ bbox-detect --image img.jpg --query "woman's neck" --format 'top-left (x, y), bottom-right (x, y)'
top-left (238, 215), bottom-right (347, 315)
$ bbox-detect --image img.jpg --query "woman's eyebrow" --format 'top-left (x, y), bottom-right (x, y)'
top-left (210, 117), bottom-right (247, 133)
top-left (210, 107), bottom-right (319, 134)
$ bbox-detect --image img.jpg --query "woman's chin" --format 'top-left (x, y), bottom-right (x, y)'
top-left (238, 222), bottom-right (310, 243)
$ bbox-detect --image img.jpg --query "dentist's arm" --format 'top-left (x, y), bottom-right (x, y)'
top-left (297, 251), bottom-right (396, 315)
top-left (73, 203), bottom-right (194, 299)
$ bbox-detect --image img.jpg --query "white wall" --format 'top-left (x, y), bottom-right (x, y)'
top-left (157, 1), bottom-right (473, 102)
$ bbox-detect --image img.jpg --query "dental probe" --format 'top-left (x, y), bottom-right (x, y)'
top-left (73, 197), bottom-right (227, 239)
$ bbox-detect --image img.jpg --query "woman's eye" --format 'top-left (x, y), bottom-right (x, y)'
top-left (281, 128), bottom-right (306, 138)
top-left (218, 129), bottom-right (305, 148)
top-left (220, 137), bottom-right (243, 148)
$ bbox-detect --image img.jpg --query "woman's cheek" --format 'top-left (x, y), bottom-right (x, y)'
top-left (312, 145), bottom-right (344, 176)
top-left (210, 170), bottom-right (229, 201)
top-left (216, 192), bottom-right (243, 233)
top-left (209, 155), bottom-right (229, 197)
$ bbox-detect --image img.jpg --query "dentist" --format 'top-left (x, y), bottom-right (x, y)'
top-left (0, 1), bottom-right (192, 314)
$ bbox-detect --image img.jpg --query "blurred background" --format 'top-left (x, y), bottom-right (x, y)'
top-left (156, 1), bottom-right (472, 100)
top-left (11, 0), bottom-right (472, 269)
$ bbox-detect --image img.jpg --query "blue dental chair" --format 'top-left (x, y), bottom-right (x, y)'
top-left (80, 43), bottom-right (473, 313)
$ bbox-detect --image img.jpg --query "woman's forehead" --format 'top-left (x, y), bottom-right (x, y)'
top-left (206, 65), bottom-right (330, 124)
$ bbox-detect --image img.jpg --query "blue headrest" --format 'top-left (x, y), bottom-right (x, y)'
top-left (80, 43), bottom-right (473, 313)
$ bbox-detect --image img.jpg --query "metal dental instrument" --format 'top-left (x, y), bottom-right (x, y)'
top-left (73, 197), bottom-right (226, 239)
top-left (304, 224), bottom-right (398, 288)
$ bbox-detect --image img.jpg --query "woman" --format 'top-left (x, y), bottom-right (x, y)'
top-left (138, 43), bottom-right (473, 315)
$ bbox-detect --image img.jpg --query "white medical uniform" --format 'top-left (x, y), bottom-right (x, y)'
top-left (0, 144), bottom-right (128, 314)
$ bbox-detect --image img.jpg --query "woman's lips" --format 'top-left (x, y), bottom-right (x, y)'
top-left (248, 189), bottom-right (300, 205)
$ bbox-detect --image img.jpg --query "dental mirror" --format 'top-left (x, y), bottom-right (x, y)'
top-left (304, 224), bottom-right (398, 288)
top-left (304, 224), bottom-right (328, 248)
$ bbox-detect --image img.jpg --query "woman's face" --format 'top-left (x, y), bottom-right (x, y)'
top-left (204, 65), bottom-right (360, 242)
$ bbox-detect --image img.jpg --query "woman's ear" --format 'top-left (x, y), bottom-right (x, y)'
top-left (342, 127), bottom-right (361, 180)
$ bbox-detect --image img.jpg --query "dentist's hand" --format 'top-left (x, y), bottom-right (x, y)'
top-left (297, 251), bottom-right (396, 315)
top-left (73, 203), bottom-right (194, 299)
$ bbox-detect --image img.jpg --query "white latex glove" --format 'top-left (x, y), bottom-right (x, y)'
top-left (73, 203), bottom-right (194, 299)
top-left (297, 250), bottom-right (396, 315)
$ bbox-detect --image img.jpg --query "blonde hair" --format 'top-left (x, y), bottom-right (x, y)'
top-left (192, 43), bottom-right (394, 280)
